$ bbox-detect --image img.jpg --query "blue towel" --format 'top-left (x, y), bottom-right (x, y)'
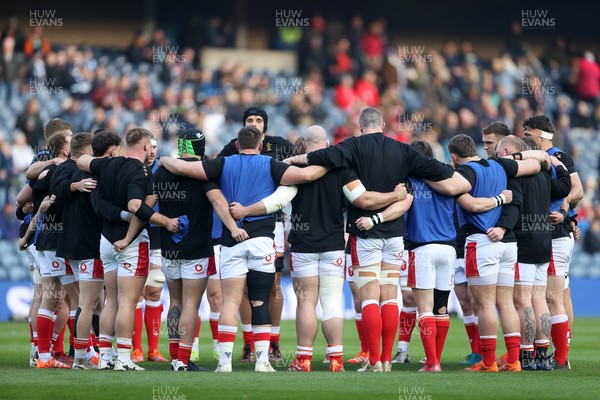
top-left (171, 215), bottom-right (189, 244)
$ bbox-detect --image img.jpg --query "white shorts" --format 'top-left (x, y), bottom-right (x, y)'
top-left (290, 250), bottom-right (345, 278)
top-left (38, 250), bottom-right (77, 285)
top-left (209, 245), bottom-right (221, 280)
top-left (149, 249), bottom-right (162, 266)
top-left (100, 230), bottom-right (150, 278)
top-left (26, 244), bottom-right (38, 271)
top-left (348, 235), bottom-right (404, 266)
top-left (219, 237), bottom-right (275, 279)
top-left (515, 262), bottom-right (549, 286)
top-left (407, 244), bottom-right (455, 290)
top-left (70, 259), bottom-right (104, 282)
top-left (163, 256), bottom-right (216, 280)
top-left (454, 258), bottom-right (467, 285)
top-left (274, 220), bottom-right (286, 254)
top-left (549, 236), bottom-right (574, 277)
top-left (465, 234), bottom-right (517, 287)
top-left (399, 250), bottom-right (409, 289)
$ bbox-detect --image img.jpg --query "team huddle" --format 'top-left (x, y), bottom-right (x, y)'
top-left (16, 106), bottom-right (580, 373)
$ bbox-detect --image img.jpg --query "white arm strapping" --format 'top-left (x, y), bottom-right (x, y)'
top-left (261, 185), bottom-right (298, 214)
top-left (343, 183), bottom-right (366, 203)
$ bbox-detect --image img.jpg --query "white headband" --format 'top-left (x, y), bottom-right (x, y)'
top-left (539, 130), bottom-right (554, 140)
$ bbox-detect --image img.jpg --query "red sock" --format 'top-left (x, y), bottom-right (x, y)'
top-left (144, 301), bottom-right (163, 352)
top-left (36, 309), bottom-right (56, 354)
top-left (177, 341), bottom-right (192, 365)
top-left (480, 336), bottom-right (497, 367)
top-left (209, 317), bottom-right (219, 342)
top-left (133, 305), bottom-right (143, 351)
top-left (242, 326), bottom-right (254, 349)
top-left (381, 301), bottom-right (399, 363)
top-left (551, 315), bottom-right (569, 365)
top-left (297, 346), bottom-right (313, 361)
top-left (435, 314), bottom-right (450, 363)
top-left (54, 325), bottom-right (66, 354)
top-left (270, 330), bottom-right (281, 344)
top-left (89, 332), bottom-right (98, 348)
top-left (169, 339), bottom-right (179, 360)
top-left (418, 313), bottom-right (438, 366)
top-left (567, 328), bottom-right (572, 352)
top-left (464, 315), bottom-right (480, 354)
top-left (355, 315), bottom-right (368, 353)
top-left (398, 307), bottom-right (417, 342)
top-left (504, 333), bottom-right (521, 364)
top-left (361, 301), bottom-right (382, 365)
top-left (195, 317), bottom-right (201, 338)
top-left (68, 313), bottom-right (75, 348)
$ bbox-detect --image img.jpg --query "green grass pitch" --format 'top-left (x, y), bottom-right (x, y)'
top-left (1, 317), bottom-right (599, 399)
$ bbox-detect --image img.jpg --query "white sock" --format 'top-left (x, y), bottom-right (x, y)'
top-left (116, 338), bottom-right (132, 363)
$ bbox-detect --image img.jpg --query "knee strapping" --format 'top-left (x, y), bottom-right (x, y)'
top-left (146, 267), bottom-right (166, 288)
top-left (380, 269), bottom-right (401, 286)
top-left (247, 270), bottom-right (274, 325)
top-left (354, 265), bottom-right (380, 289)
top-left (319, 275), bottom-right (344, 320)
top-left (434, 289), bottom-right (450, 315)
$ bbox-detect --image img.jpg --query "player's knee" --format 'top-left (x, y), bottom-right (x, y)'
top-left (433, 289), bottom-right (450, 315)
top-left (319, 275), bottom-right (344, 320)
top-left (247, 270), bottom-right (274, 324)
top-left (275, 257), bottom-right (284, 273)
top-left (146, 268), bottom-right (166, 289)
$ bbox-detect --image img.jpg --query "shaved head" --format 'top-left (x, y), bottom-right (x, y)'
top-left (303, 125), bottom-right (328, 152)
top-left (496, 135), bottom-right (526, 157)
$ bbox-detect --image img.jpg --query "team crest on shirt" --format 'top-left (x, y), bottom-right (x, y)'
top-left (265, 142), bottom-right (272, 152)
top-left (264, 255), bottom-right (273, 264)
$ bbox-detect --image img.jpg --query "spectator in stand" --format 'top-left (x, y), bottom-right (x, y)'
top-left (571, 100), bottom-right (595, 129)
top-left (15, 99), bottom-right (44, 149)
top-left (1, 17), bottom-right (26, 50)
top-left (574, 51), bottom-right (600, 103)
top-left (327, 38), bottom-right (358, 86)
top-left (60, 97), bottom-right (86, 132)
top-left (128, 73), bottom-right (154, 111)
top-left (126, 31), bottom-right (151, 65)
top-left (87, 106), bottom-right (106, 132)
top-left (334, 74), bottom-right (357, 110)
top-left (354, 69), bottom-right (379, 107)
top-left (583, 218), bottom-right (600, 254)
top-left (23, 26), bottom-right (51, 57)
top-left (0, 36), bottom-right (23, 102)
top-left (361, 19), bottom-right (386, 72)
top-left (92, 75), bottom-right (122, 109)
top-left (10, 131), bottom-right (34, 173)
top-left (456, 107), bottom-right (480, 144)
top-left (0, 203), bottom-right (20, 241)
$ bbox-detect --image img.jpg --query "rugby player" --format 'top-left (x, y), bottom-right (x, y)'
top-left (218, 106), bottom-right (294, 362)
top-left (77, 127), bottom-right (180, 371)
top-left (285, 108), bottom-right (473, 372)
top-left (522, 115), bottom-right (583, 369)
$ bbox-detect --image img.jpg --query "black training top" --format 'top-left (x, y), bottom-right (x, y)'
top-left (152, 158), bottom-right (218, 260)
top-left (289, 167), bottom-right (357, 253)
top-left (307, 133), bottom-right (454, 239)
top-left (90, 156), bottom-right (150, 243)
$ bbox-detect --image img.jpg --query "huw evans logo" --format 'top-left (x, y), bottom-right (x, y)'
top-left (29, 10), bottom-right (63, 28)
top-left (521, 10), bottom-right (555, 29)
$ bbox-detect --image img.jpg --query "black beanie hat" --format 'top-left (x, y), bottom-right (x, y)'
top-left (242, 106), bottom-right (268, 133)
